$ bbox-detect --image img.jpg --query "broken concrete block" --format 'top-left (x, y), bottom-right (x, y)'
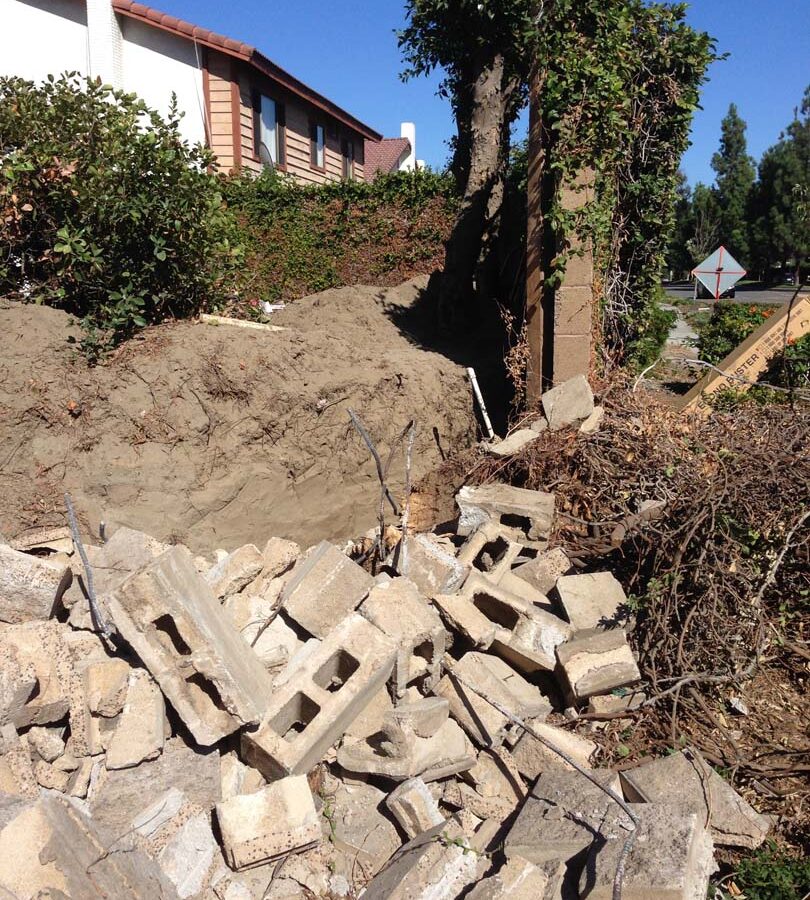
top-left (84, 657), bottom-right (131, 718)
top-left (386, 777), bottom-right (446, 839)
top-left (457, 521), bottom-right (525, 583)
top-left (541, 375), bottom-right (594, 431)
top-left (107, 545), bottom-right (276, 746)
top-left (396, 533), bottom-right (468, 597)
top-left (0, 724), bottom-right (39, 798)
top-left (283, 541), bottom-right (374, 639)
top-left (0, 640), bottom-right (37, 729)
top-left (467, 856), bottom-right (552, 899)
top-left (67, 756), bottom-right (95, 798)
top-left (220, 750), bottom-right (266, 800)
top-left (360, 578), bottom-right (446, 697)
top-left (443, 780), bottom-right (519, 823)
top-left (11, 525), bottom-right (73, 555)
top-left (579, 405), bottom-right (604, 435)
top-left (432, 592), bottom-right (498, 648)
top-left (487, 429), bottom-right (540, 457)
top-left (362, 819), bottom-right (482, 900)
top-left (456, 484), bottom-right (555, 541)
top-left (217, 776), bottom-right (321, 870)
top-left (556, 629), bottom-right (641, 701)
top-left (344, 684), bottom-right (394, 741)
top-left (554, 571), bottom-right (632, 632)
top-left (206, 544), bottom-right (264, 600)
top-left (588, 689), bottom-right (645, 717)
top-left (462, 747), bottom-right (525, 803)
top-left (242, 613), bottom-right (396, 779)
top-left (105, 668), bottom-right (165, 770)
top-left (0, 621), bottom-right (71, 728)
top-left (223, 593), bottom-right (301, 669)
top-left (504, 769), bottom-right (622, 865)
top-left (436, 652), bottom-right (551, 747)
top-left (89, 737), bottom-right (221, 839)
top-left (507, 720), bottom-right (596, 780)
top-left (512, 548), bottom-right (572, 595)
top-left (27, 725), bottom-right (67, 763)
top-left (327, 780), bottom-right (402, 880)
top-left (580, 803), bottom-right (715, 900)
top-left (0, 544), bottom-right (71, 623)
top-left (620, 748), bottom-right (770, 849)
top-left (461, 573), bottom-right (573, 672)
top-left (338, 708), bottom-right (475, 782)
top-left (0, 794), bottom-right (176, 898)
top-left (34, 758), bottom-right (71, 791)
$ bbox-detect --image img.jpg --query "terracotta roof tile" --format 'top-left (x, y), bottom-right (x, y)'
top-left (364, 137), bottom-right (411, 181)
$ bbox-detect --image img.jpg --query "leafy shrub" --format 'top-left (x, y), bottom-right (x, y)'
top-left (222, 168), bottom-right (456, 311)
top-left (625, 291), bottom-right (676, 370)
top-left (0, 74), bottom-right (240, 357)
top-left (697, 302), bottom-right (810, 390)
top-left (722, 842), bottom-right (810, 900)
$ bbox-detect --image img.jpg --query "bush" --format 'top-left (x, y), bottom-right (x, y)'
top-left (722, 842), bottom-right (810, 900)
top-left (0, 74), bottom-right (240, 357)
top-left (222, 168), bottom-right (456, 312)
top-left (697, 302), bottom-right (810, 390)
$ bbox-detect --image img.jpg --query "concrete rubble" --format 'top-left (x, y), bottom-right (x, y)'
top-left (0, 395), bottom-right (768, 898)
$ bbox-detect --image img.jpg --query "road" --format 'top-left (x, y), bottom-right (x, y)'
top-left (664, 282), bottom-right (801, 305)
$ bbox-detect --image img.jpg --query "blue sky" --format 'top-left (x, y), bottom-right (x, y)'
top-left (162, 0), bottom-right (808, 185)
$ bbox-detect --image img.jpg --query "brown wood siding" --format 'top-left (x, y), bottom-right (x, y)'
top-left (207, 50), bottom-right (235, 170)
top-left (238, 70), bottom-right (261, 175)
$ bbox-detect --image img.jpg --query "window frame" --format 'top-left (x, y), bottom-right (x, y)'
top-left (253, 92), bottom-right (286, 171)
top-left (342, 137), bottom-right (355, 180)
top-left (310, 121), bottom-right (326, 172)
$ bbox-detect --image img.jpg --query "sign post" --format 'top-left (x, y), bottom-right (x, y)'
top-left (692, 246), bottom-right (746, 300)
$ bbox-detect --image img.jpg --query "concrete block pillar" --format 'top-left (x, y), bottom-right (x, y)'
top-left (86, 0), bottom-right (123, 88)
top-left (526, 71), bottom-right (595, 401)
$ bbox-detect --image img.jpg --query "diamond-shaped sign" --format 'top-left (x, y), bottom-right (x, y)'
top-left (692, 246), bottom-right (746, 300)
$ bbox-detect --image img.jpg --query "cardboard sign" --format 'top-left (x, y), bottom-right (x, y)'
top-left (679, 294), bottom-right (810, 414)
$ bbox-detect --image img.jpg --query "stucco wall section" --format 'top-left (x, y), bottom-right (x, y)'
top-left (0, 0), bottom-right (89, 81)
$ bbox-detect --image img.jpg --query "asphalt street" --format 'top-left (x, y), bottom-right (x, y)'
top-left (663, 282), bottom-right (801, 305)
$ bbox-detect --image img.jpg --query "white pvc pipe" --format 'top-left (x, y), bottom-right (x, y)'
top-left (467, 367), bottom-right (495, 441)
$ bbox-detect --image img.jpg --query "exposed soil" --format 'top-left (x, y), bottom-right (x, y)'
top-left (0, 278), bottom-right (478, 552)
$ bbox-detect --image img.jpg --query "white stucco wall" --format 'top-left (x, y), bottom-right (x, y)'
top-left (0, 0), bottom-right (89, 82)
top-left (1, 0), bottom-right (207, 148)
top-left (121, 18), bottom-right (206, 147)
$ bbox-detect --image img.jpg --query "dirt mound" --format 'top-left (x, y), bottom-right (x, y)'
top-left (0, 279), bottom-right (476, 551)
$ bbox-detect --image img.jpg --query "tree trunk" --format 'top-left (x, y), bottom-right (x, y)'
top-left (438, 52), bottom-right (509, 332)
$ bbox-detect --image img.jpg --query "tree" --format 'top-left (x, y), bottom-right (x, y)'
top-left (399, 0), bottom-right (539, 330)
top-left (711, 103), bottom-right (755, 264)
top-left (666, 171), bottom-right (694, 279)
top-left (687, 182), bottom-right (722, 265)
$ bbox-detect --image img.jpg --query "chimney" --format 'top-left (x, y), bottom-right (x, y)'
top-left (400, 122), bottom-right (416, 172)
top-left (86, 0), bottom-right (123, 87)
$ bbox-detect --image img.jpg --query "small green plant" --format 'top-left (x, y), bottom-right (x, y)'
top-left (717, 842), bottom-right (810, 900)
top-left (0, 74), bottom-right (241, 358)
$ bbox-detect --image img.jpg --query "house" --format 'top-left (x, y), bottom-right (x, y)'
top-left (1, 0), bottom-right (383, 184)
top-left (364, 123), bottom-right (418, 182)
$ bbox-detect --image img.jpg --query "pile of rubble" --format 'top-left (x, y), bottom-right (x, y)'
top-left (0, 377), bottom-right (772, 899)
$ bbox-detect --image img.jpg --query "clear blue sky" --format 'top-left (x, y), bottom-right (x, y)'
top-left (159, 0), bottom-right (808, 183)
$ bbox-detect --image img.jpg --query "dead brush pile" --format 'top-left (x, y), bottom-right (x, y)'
top-left (446, 381), bottom-right (810, 843)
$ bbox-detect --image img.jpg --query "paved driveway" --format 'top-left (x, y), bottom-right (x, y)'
top-left (664, 282), bottom-right (800, 305)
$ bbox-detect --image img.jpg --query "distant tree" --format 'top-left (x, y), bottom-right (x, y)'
top-left (687, 182), bottom-right (722, 265)
top-left (666, 170), bottom-right (694, 278)
top-left (711, 103), bottom-right (755, 264)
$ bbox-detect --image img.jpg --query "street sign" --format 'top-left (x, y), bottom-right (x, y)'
top-left (692, 246), bottom-right (746, 300)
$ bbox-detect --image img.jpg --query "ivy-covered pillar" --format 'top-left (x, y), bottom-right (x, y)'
top-left (525, 70), bottom-right (594, 401)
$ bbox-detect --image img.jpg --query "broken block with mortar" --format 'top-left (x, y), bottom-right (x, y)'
top-left (579, 803), bottom-right (716, 900)
top-left (432, 592), bottom-right (498, 648)
top-left (360, 576), bottom-right (447, 697)
top-left (620, 748), bottom-right (770, 849)
top-left (216, 775), bottom-right (320, 870)
top-left (205, 543), bottom-right (264, 599)
top-left (242, 613), bottom-right (396, 779)
top-left (556, 628), bottom-right (641, 701)
top-left (283, 541), bottom-right (374, 639)
top-left (435, 652), bottom-right (551, 747)
top-left (395, 532), bottom-right (468, 596)
top-left (386, 777), bottom-right (446, 839)
top-left (0, 544), bottom-right (71, 624)
top-left (554, 571), bottom-right (633, 632)
top-left (456, 483), bottom-right (555, 541)
top-left (106, 545), bottom-right (276, 746)
top-left (338, 698), bottom-right (475, 782)
top-left (460, 572), bottom-right (572, 672)
top-left (541, 374), bottom-right (595, 431)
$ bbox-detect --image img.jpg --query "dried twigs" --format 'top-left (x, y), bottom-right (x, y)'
top-left (64, 492), bottom-right (113, 641)
top-left (394, 421), bottom-right (418, 576)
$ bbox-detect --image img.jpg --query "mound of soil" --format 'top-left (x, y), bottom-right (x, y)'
top-left (0, 279), bottom-right (477, 552)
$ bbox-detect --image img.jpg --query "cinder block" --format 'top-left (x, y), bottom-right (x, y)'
top-left (456, 522), bottom-right (524, 582)
top-left (459, 573), bottom-right (572, 672)
top-left (242, 613), bottom-right (396, 778)
top-left (551, 336), bottom-right (591, 385)
top-left (513, 548), bottom-right (572, 595)
top-left (555, 286), bottom-right (593, 336)
top-left (283, 542), bottom-right (374, 638)
top-left (360, 577), bottom-right (447, 697)
top-left (554, 572), bottom-right (632, 632)
top-left (507, 719), bottom-right (596, 780)
top-left (216, 776), bottom-right (320, 871)
top-left (456, 484), bottom-right (555, 541)
top-left (436, 652), bottom-right (551, 748)
top-left (395, 533), bottom-right (469, 596)
top-left (386, 777), bottom-right (446, 839)
top-left (107, 546), bottom-right (276, 746)
top-left (0, 545), bottom-right (71, 624)
top-left (556, 629), bottom-right (641, 701)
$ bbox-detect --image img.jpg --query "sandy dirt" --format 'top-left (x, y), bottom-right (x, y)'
top-left (0, 278), bottom-right (477, 552)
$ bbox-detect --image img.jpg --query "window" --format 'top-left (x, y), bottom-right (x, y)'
top-left (254, 94), bottom-right (285, 169)
top-left (342, 138), bottom-right (354, 180)
top-left (310, 122), bottom-right (325, 170)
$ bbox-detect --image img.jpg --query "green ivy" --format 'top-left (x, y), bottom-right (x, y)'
top-left (0, 74), bottom-right (241, 359)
